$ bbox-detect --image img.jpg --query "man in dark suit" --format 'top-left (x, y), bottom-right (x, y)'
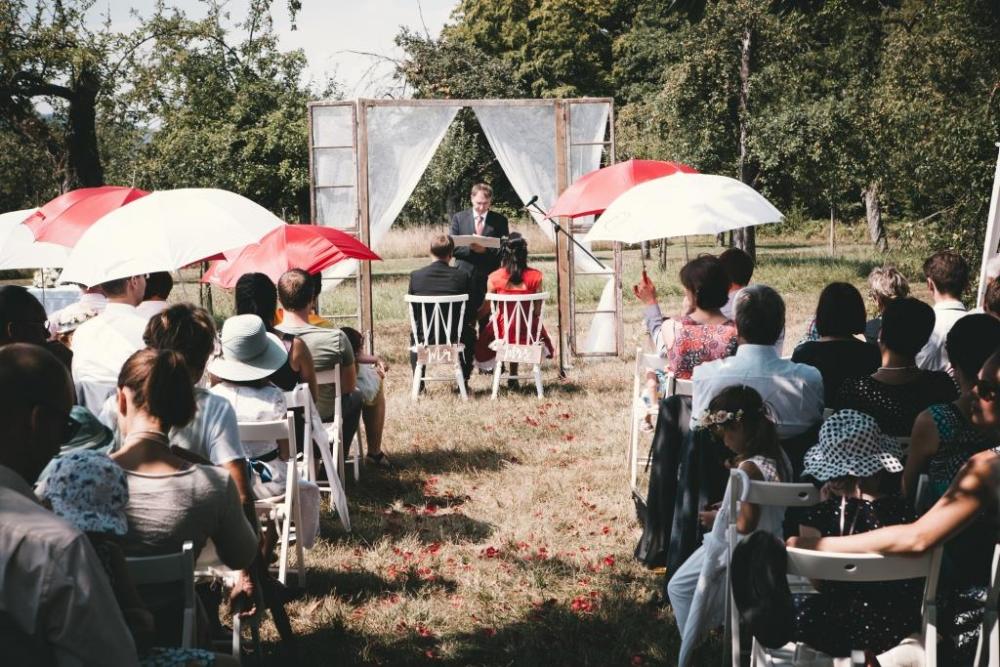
top-left (449, 182), bottom-right (510, 317)
top-left (408, 234), bottom-right (476, 379)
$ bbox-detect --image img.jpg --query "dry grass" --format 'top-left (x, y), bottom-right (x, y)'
top-left (210, 228), bottom-right (931, 666)
top-left (373, 217), bottom-right (556, 260)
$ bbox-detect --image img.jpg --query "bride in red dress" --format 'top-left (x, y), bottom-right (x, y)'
top-left (474, 233), bottom-right (555, 381)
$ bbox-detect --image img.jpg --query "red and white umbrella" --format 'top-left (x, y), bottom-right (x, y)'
top-left (23, 186), bottom-right (149, 246)
top-left (0, 208), bottom-right (68, 269)
top-left (547, 159), bottom-right (697, 219)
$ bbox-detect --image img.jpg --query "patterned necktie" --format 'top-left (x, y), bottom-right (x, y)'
top-left (475, 214), bottom-right (485, 236)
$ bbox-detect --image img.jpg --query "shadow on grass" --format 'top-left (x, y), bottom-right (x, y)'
top-left (761, 254), bottom-right (885, 279)
top-left (305, 565), bottom-right (458, 602)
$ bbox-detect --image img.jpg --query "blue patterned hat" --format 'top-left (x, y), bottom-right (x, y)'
top-left (40, 450), bottom-right (129, 536)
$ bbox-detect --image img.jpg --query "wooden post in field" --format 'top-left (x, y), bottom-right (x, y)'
top-left (554, 100), bottom-right (571, 378)
top-left (356, 100), bottom-right (375, 353)
top-left (829, 206), bottom-right (836, 256)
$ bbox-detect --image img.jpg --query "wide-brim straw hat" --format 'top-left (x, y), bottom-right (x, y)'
top-left (803, 409), bottom-right (904, 481)
top-left (208, 314), bottom-right (287, 382)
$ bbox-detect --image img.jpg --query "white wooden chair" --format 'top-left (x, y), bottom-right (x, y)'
top-left (404, 293), bottom-right (469, 400)
top-left (726, 470), bottom-right (822, 667)
top-left (913, 473), bottom-right (933, 514)
top-left (484, 292), bottom-right (549, 399)
top-left (238, 411), bottom-right (305, 586)
top-left (627, 347), bottom-right (693, 495)
top-left (736, 542), bottom-right (944, 666)
top-left (126, 541), bottom-right (196, 648)
top-left (975, 544), bottom-right (1000, 667)
top-left (314, 367), bottom-right (361, 483)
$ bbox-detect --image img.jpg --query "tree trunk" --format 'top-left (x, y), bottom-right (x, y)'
top-left (642, 240), bottom-right (651, 260)
top-left (64, 66), bottom-right (104, 188)
top-left (716, 232), bottom-right (726, 247)
top-left (735, 22), bottom-right (756, 260)
top-left (863, 181), bottom-right (888, 252)
top-left (829, 205), bottom-right (836, 256)
top-left (658, 237), bottom-right (667, 271)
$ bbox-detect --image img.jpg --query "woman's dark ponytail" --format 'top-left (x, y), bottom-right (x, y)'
top-left (501, 232), bottom-right (528, 286)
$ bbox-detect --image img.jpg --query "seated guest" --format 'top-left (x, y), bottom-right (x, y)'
top-left (0, 344), bottom-right (137, 664)
top-left (473, 232), bottom-right (555, 384)
top-left (71, 274), bottom-right (148, 383)
top-left (208, 315), bottom-right (321, 548)
top-left (111, 348), bottom-right (257, 597)
top-left (792, 282), bottom-right (880, 402)
top-left (917, 250), bottom-right (970, 372)
top-left (984, 276), bottom-right (1000, 320)
top-left (342, 326), bottom-right (391, 468)
top-left (136, 303), bottom-right (255, 506)
top-left (864, 266), bottom-right (909, 344)
top-left (275, 269), bottom-right (362, 446)
top-left (136, 272), bottom-right (173, 319)
top-left (668, 385), bottom-right (792, 665)
top-left (792, 410), bottom-right (919, 657)
top-left (691, 285), bottom-right (824, 439)
top-left (407, 234), bottom-right (476, 379)
top-left (718, 247), bottom-right (754, 320)
top-left (904, 313), bottom-right (1000, 500)
top-left (835, 297), bottom-right (958, 436)
top-left (0, 285), bottom-right (72, 370)
top-left (235, 272), bottom-right (317, 396)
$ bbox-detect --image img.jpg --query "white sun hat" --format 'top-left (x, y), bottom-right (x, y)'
top-left (803, 409), bottom-right (904, 481)
top-left (208, 314), bottom-right (287, 382)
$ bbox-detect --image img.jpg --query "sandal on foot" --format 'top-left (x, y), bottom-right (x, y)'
top-left (366, 452), bottom-right (392, 469)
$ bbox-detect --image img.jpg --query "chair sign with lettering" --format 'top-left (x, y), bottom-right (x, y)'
top-left (415, 344), bottom-right (459, 366)
top-left (498, 343), bottom-right (543, 365)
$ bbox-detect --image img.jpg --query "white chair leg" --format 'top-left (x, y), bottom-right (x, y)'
top-left (351, 433), bottom-right (361, 481)
top-left (491, 360), bottom-right (503, 400)
top-left (232, 613), bottom-right (242, 658)
top-left (278, 509), bottom-right (292, 585)
top-left (292, 479), bottom-right (306, 587)
top-left (410, 363), bottom-right (424, 401)
top-left (533, 364), bottom-right (543, 398)
top-left (455, 364), bottom-right (468, 401)
top-left (316, 428), bottom-right (338, 497)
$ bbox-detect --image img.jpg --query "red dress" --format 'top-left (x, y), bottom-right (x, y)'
top-left (474, 267), bottom-right (555, 365)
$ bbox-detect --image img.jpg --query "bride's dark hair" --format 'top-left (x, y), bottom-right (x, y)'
top-left (501, 232), bottom-right (528, 286)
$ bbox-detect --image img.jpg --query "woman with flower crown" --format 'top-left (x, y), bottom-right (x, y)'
top-left (667, 385), bottom-right (792, 666)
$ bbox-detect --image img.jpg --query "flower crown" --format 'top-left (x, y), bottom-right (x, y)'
top-left (695, 408), bottom-right (744, 429)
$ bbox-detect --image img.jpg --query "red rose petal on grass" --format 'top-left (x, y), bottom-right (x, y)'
top-left (427, 542), bottom-right (442, 554)
top-left (416, 624), bottom-right (434, 638)
top-left (602, 525), bottom-right (611, 535)
top-left (603, 555), bottom-right (616, 567)
top-left (424, 649), bottom-right (438, 660)
top-left (631, 655), bottom-right (644, 665)
top-left (423, 504), bottom-right (438, 515)
top-left (525, 416), bottom-right (540, 427)
top-left (558, 412), bottom-right (571, 419)
top-left (482, 627), bottom-right (497, 637)
top-left (481, 546), bottom-right (500, 559)
top-left (564, 434), bottom-right (576, 441)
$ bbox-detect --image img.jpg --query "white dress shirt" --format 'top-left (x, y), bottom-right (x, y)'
top-left (71, 302), bottom-right (147, 383)
top-left (691, 344), bottom-right (824, 438)
top-left (0, 465), bottom-right (138, 665)
top-left (916, 299), bottom-right (968, 372)
top-left (135, 300), bottom-right (168, 319)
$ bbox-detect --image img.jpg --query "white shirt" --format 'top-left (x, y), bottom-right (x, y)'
top-left (916, 299), bottom-right (968, 372)
top-left (70, 302), bottom-right (147, 383)
top-left (691, 344), bottom-right (824, 438)
top-left (135, 300), bottom-right (168, 319)
top-left (100, 388), bottom-right (248, 465)
top-left (0, 465), bottom-right (138, 666)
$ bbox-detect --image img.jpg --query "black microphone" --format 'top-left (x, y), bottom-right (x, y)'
top-left (523, 195), bottom-right (539, 210)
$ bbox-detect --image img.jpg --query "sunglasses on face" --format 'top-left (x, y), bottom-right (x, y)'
top-left (975, 379), bottom-right (999, 403)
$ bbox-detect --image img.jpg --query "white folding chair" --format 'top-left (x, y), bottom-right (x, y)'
top-left (627, 347), bottom-right (693, 496)
top-left (404, 293), bottom-right (469, 400)
top-left (749, 546), bottom-right (944, 667)
top-left (126, 541), bottom-right (196, 648)
top-left (975, 544), bottom-right (1000, 667)
top-left (238, 411), bottom-right (305, 586)
top-left (913, 473), bottom-right (933, 514)
top-left (314, 367), bottom-right (361, 483)
top-left (484, 292), bottom-right (550, 399)
top-left (726, 470), bottom-right (821, 667)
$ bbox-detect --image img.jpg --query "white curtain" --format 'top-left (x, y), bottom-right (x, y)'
top-left (474, 103), bottom-right (615, 353)
top-left (325, 104), bottom-right (461, 282)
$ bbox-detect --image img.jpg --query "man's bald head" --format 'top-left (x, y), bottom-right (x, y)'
top-left (0, 344), bottom-right (73, 483)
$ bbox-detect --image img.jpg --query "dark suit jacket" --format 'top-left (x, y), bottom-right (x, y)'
top-left (449, 209), bottom-right (509, 278)
top-left (408, 260), bottom-right (473, 344)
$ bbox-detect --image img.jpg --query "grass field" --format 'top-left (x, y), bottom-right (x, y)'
top-left (13, 220), bottom-right (932, 665)
top-left (184, 221), bottom-right (931, 666)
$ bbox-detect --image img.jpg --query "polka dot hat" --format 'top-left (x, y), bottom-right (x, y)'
top-left (803, 409), bottom-right (904, 482)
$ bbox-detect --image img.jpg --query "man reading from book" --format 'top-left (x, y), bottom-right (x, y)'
top-left (449, 183), bottom-right (510, 320)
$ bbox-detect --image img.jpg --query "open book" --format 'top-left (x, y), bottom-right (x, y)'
top-left (452, 234), bottom-right (502, 249)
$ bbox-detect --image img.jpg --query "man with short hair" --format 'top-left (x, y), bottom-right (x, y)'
top-left (691, 285), bottom-right (824, 438)
top-left (917, 250), bottom-right (970, 372)
top-left (70, 274), bottom-right (147, 383)
top-left (0, 344), bottom-right (137, 664)
top-left (718, 247), bottom-right (754, 320)
top-left (274, 269), bottom-right (362, 443)
top-left (449, 183), bottom-right (509, 317)
top-left (407, 234), bottom-right (476, 379)
top-left (136, 271), bottom-right (173, 319)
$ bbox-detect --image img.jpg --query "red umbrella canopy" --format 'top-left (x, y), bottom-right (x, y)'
top-left (23, 186), bottom-right (149, 246)
top-left (202, 224), bottom-right (381, 289)
top-left (546, 159), bottom-right (697, 219)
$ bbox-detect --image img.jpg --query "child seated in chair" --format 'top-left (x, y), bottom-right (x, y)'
top-left (667, 385), bottom-right (791, 665)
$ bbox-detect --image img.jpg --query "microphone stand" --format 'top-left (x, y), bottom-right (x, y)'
top-left (525, 199), bottom-right (608, 271)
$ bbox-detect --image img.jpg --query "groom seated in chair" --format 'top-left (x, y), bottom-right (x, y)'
top-left (407, 234), bottom-right (476, 381)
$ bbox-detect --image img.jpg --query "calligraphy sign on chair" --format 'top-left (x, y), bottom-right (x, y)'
top-left (485, 292), bottom-right (549, 399)
top-left (404, 294), bottom-right (469, 401)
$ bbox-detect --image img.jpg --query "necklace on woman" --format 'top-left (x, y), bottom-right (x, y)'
top-left (879, 365), bottom-right (917, 371)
